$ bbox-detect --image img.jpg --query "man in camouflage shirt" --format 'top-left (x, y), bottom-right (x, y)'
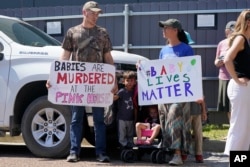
top-left (61, 1), bottom-right (116, 163)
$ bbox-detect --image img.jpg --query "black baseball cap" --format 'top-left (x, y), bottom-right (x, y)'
top-left (159, 19), bottom-right (182, 31)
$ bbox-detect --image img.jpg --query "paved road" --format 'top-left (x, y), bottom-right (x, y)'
top-left (0, 134), bottom-right (230, 167)
top-left (0, 143), bottom-right (229, 167)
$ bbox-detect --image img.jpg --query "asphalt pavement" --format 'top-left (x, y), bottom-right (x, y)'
top-left (0, 134), bottom-right (229, 167)
top-left (104, 138), bottom-right (229, 167)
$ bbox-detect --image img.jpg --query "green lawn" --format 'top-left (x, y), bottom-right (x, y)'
top-left (202, 124), bottom-right (229, 140)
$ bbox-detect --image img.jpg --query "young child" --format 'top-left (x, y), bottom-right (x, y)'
top-left (114, 71), bottom-right (137, 149)
top-left (189, 98), bottom-right (207, 163)
top-left (135, 105), bottom-right (161, 145)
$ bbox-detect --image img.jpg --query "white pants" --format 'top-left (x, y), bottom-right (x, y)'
top-left (224, 79), bottom-right (250, 155)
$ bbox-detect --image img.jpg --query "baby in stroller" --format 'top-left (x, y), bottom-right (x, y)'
top-left (135, 105), bottom-right (161, 145)
top-left (120, 93), bottom-right (163, 163)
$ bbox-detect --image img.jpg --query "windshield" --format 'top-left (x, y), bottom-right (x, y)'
top-left (0, 16), bottom-right (61, 47)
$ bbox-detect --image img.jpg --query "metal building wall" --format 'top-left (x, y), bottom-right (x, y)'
top-left (0, 0), bottom-right (196, 9)
top-left (0, 0), bottom-right (249, 110)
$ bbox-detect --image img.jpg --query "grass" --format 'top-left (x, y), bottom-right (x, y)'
top-left (1, 124), bottom-right (229, 144)
top-left (202, 124), bottom-right (229, 140)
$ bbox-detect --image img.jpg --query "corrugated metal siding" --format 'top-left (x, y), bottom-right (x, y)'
top-left (0, 0), bottom-right (249, 110)
top-left (0, 0), bottom-right (197, 9)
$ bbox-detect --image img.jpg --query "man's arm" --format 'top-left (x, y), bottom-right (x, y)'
top-left (60, 49), bottom-right (71, 61)
top-left (104, 51), bottom-right (118, 93)
top-left (103, 51), bottom-right (114, 65)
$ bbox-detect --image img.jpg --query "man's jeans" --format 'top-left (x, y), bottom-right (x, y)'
top-left (70, 106), bottom-right (106, 156)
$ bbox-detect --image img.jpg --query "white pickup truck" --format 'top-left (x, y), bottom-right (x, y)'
top-left (0, 15), bottom-right (148, 158)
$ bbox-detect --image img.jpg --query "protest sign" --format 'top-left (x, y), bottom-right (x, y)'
top-left (137, 55), bottom-right (203, 105)
top-left (48, 60), bottom-right (115, 107)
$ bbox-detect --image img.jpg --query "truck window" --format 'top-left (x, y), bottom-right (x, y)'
top-left (0, 17), bottom-right (61, 47)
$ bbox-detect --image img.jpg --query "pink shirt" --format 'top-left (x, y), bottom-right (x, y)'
top-left (216, 39), bottom-right (231, 80)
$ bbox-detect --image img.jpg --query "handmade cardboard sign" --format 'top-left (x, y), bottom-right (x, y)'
top-left (137, 55), bottom-right (203, 105)
top-left (48, 60), bottom-right (115, 107)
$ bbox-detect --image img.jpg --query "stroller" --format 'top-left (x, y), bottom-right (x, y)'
top-left (120, 127), bottom-right (174, 164)
top-left (120, 105), bottom-right (171, 163)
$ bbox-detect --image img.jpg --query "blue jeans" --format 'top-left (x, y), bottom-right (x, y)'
top-left (70, 106), bottom-right (106, 156)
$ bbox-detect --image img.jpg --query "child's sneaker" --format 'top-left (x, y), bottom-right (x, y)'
top-left (195, 155), bottom-right (204, 163)
top-left (169, 154), bottom-right (183, 165)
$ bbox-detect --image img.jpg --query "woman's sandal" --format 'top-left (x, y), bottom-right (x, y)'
top-left (135, 139), bottom-right (144, 145)
top-left (144, 139), bottom-right (152, 145)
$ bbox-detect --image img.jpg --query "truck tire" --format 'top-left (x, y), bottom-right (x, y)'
top-left (21, 96), bottom-right (71, 158)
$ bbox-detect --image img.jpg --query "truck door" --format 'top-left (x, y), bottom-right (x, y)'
top-left (0, 34), bottom-right (12, 123)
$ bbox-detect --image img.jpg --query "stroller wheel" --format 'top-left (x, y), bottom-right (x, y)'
top-left (137, 148), bottom-right (143, 161)
top-left (150, 150), bottom-right (158, 163)
top-left (123, 150), bottom-right (136, 163)
top-left (120, 149), bottom-right (126, 161)
top-left (156, 150), bottom-right (165, 164)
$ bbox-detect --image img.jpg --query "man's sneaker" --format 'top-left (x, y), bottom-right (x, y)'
top-left (66, 153), bottom-right (80, 162)
top-left (169, 154), bottom-right (183, 166)
top-left (195, 155), bottom-right (204, 163)
top-left (96, 153), bottom-right (110, 162)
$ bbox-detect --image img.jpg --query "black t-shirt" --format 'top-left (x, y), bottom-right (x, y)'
top-left (234, 35), bottom-right (250, 79)
top-left (116, 88), bottom-right (134, 121)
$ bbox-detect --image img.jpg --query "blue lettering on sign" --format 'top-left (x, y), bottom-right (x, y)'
top-left (141, 82), bottom-right (193, 101)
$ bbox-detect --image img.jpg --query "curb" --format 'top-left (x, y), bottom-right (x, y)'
top-left (203, 139), bottom-right (226, 152)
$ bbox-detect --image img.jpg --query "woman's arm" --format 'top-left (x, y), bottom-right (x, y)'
top-left (224, 35), bottom-right (247, 85)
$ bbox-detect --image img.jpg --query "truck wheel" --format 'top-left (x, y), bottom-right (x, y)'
top-left (21, 96), bottom-right (71, 158)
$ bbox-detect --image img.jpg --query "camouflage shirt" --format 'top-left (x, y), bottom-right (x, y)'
top-left (62, 24), bottom-right (112, 63)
